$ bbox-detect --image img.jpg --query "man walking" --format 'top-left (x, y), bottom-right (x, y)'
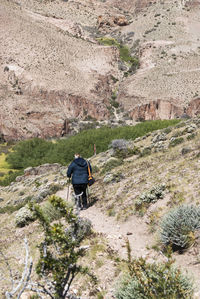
top-left (67, 153), bottom-right (92, 210)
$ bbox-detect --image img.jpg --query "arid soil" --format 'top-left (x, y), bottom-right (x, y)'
top-left (0, 0), bottom-right (200, 140)
top-left (0, 118), bottom-right (200, 298)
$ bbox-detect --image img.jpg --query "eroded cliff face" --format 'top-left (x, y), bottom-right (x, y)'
top-left (0, 71), bottom-right (114, 140)
top-left (0, 0), bottom-right (200, 140)
top-left (0, 0), bottom-right (120, 140)
top-left (129, 99), bottom-right (200, 121)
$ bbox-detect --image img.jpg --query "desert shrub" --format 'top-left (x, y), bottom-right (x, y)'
top-left (0, 170), bottom-right (23, 186)
top-left (135, 184), bottom-right (165, 214)
top-left (0, 196), bottom-right (32, 214)
top-left (65, 217), bottom-right (92, 243)
top-left (181, 147), bottom-right (191, 155)
top-left (110, 99), bottom-right (120, 108)
top-left (49, 183), bottom-right (63, 194)
top-left (29, 195), bottom-right (95, 298)
top-left (97, 37), bottom-right (139, 70)
top-left (111, 139), bottom-right (128, 151)
top-left (114, 147), bottom-right (140, 159)
top-left (115, 260), bottom-right (193, 299)
top-left (160, 205), bottom-right (200, 249)
top-left (115, 240), bottom-right (194, 299)
top-left (175, 122), bottom-right (186, 128)
top-left (163, 127), bottom-right (172, 134)
top-left (139, 147), bottom-right (151, 157)
top-left (41, 200), bottom-right (62, 222)
top-left (169, 137), bottom-right (184, 147)
top-left (186, 133), bottom-right (196, 140)
top-left (172, 130), bottom-right (184, 138)
top-left (92, 165), bottom-right (100, 173)
top-left (15, 206), bottom-right (35, 227)
top-left (101, 158), bottom-right (123, 174)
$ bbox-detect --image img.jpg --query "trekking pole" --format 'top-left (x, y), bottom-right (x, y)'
top-left (86, 185), bottom-right (90, 206)
top-left (67, 178), bottom-right (71, 202)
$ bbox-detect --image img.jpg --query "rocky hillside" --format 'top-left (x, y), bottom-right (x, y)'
top-left (0, 0), bottom-right (200, 140)
top-left (0, 117), bottom-right (200, 298)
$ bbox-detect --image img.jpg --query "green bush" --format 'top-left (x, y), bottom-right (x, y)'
top-left (115, 241), bottom-right (194, 299)
top-left (6, 138), bottom-right (53, 169)
top-left (29, 195), bottom-right (96, 298)
top-left (0, 170), bottom-right (23, 186)
top-left (101, 158), bottom-right (123, 174)
top-left (6, 120), bottom-right (180, 172)
top-left (139, 147), bottom-right (151, 157)
top-left (186, 133), bottom-right (196, 140)
top-left (15, 206), bottom-right (35, 227)
top-left (110, 99), bottom-right (120, 108)
top-left (163, 127), bottom-right (172, 134)
top-left (115, 260), bottom-right (193, 299)
top-left (169, 137), bottom-right (184, 147)
top-left (160, 205), bottom-right (200, 249)
top-left (49, 183), bottom-right (64, 194)
top-left (97, 37), bottom-right (139, 70)
top-left (41, 200), bottom-right (63, 222)
top-left (135, 184), bottom-right (165, 214)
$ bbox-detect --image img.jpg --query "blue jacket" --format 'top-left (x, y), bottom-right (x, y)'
top-left (67, 158), bottom-right (92, 185)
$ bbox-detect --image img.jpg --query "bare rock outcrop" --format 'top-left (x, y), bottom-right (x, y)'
top-left (1, 0), bottom-right (200, 141)
top-left (129, 99), bottom-right (184, 121)
top-left (186, 98), bottom-right (200, 118)
top-left (97, 15), bottom-right (129, 30)
top-left (129, 98), bottom-right (200, 121)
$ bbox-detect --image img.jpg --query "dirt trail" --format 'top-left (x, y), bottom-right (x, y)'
top-left (57, 187), bottom-right (153, 259)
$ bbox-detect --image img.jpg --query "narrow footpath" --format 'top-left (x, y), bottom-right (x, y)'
top-left (57, 187), bottom-right (153, 260)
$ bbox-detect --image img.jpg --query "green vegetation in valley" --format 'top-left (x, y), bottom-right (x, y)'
top-left (97, 37), bottom-right (139, 71)
top-left (1, 119), bottom-right (180, 186)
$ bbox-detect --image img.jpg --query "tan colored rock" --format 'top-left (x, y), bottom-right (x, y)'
top-left (129, 99), bottom-right (184, 121)
top-left (97, 15), bottom-right (128, 29)
top-left (186, 98), bottom-right (200, 118)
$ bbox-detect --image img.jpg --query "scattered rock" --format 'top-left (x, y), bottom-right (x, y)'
top-left (127, 231), bottom-right (132, 235)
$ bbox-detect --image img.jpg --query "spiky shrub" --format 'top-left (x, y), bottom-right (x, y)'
top-left (40, 200), bottom-right (63, 222)
top-left (115, 241), bottom-right (194, 299)
top-left (30, 195), bottom-right (95, 298)
top-left (135, 184), bottom-right (165, 214)
top-left (160, 204), bottom-right (200, 249)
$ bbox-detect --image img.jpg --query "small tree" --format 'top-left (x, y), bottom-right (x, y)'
top-left (29, 195), bottom-right (96, 298)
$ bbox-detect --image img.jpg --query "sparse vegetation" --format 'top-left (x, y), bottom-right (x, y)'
top-left (0, 196), bottom-right (32, 214)
top-left (101, 158), bottom-right (123, 174)
top-left (96, 37), bottom-right (139, 72)
top-left (169, 137), bottom-right (184, 147)
top-left (187, 133), bottom-right (196, 140)
top-left (135, 184), bottom-right (166, 215)
top-left (115, 241), bottom-right (194, 299)
top-left (28, 195), bottom-right (96, 298)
